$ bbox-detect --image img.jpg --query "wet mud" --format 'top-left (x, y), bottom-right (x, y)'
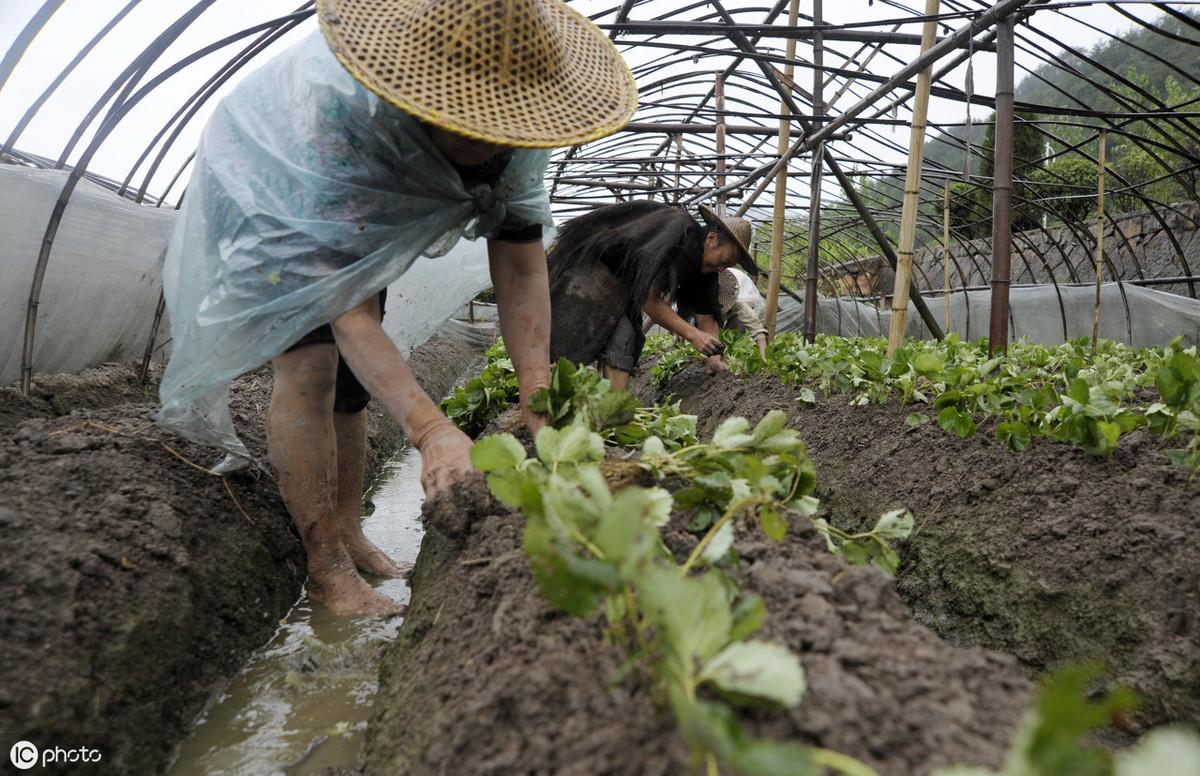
top-left (653, 364), bottom-right (1200, 730)
top-left (0, 335), bottom-right (479, 775)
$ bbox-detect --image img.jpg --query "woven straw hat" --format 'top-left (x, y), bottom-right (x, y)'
top-left (717, 269), bottom-right (740, 312)
top-left (317, 0), bottom-right (638, 148)
top-left (698, 204), bottom-right (759, 276)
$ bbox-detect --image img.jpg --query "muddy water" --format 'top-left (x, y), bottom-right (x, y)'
top-left (167, 448), bottom-right (425, 776)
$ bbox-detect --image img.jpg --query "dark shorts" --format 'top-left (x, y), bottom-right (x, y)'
top-left (284, 289), bottom-right (387, 413)
top-left (600, 315), bottom-right (645, 374)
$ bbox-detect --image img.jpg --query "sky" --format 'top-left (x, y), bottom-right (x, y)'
top-left (0, 0), bottom-right (1180, 208)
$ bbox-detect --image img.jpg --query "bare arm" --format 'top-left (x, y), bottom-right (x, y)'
top-left (488, 238), bottom-right (551, 434)
top-left (332, 296), bottom-right (471, 496)
top-left (643, 291), bottom-right (723, 356)
top-left (696, 314), bottom-right (729, 372)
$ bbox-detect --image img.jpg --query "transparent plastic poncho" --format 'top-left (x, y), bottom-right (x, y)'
top-left (158, 32), bottom-right (553, 470)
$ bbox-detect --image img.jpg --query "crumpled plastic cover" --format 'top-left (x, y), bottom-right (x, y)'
top-left (158, 32), bottom-right (553, 470)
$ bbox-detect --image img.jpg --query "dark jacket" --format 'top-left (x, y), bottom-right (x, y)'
top-left (547, 202), bottom-right (720, 364)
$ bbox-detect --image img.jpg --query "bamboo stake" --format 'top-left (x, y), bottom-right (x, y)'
top-left (943, 179), bottom-right (951, 334)
top-left (672, 134), bottom-right (684, 205)
top-left (886, 0), bottom-right (941, 356)
top-left (763, 0), bottom-right (801, 340)
top-left (715, 73), bottom-right (727, 216)
top-left (802, 0), bottom-right (825, 344)
top-left (987, 17), bottom-right (1015, 357)
top-left (1091, 130), bottom-right (1107, 351)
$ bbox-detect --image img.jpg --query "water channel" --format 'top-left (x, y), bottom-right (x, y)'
top-left (167, 447), bottom-right (426, 775)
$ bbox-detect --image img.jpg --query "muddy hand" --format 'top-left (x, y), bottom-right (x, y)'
top-left (690, 330), bottom-right (725, 357)
top-left (414, 421), bottom-right (475, 498)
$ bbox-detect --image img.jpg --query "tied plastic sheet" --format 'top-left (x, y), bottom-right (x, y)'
top-left (158, 32), bottom-right (553, 471)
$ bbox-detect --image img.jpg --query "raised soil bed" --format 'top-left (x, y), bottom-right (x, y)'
top-left (649, 364), bottom-right (1199, 731)
top-left (362, 389), bottom-right (1041, 775)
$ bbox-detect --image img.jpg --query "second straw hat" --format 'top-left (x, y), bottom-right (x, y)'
top-left (317, 0), bottom-right (639, 148)
top-left (698, 204), bottom-right (759, 277)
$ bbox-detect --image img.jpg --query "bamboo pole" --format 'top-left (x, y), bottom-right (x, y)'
top-left (1091, 129), bottom-right (1107, 351)
top-left (886, 0), bottom-right (941, 356)
top-left (715, 73), bottom-right (727, 215)
top-left (987, 17), bottom-right (1015, 357)
top-left (943, 178), bottom-right (952, 333)
top-left (802, 0), bottom-right (824, 344)
top-left (672, 134), bottom-right (683, 205)
top-left (763, 0), bottom-right (801, 339)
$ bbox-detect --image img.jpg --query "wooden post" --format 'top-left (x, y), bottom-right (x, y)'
top-left (987, 17), bottom-right (1015, 357)
top-left (1091, 129), bottom-right (1107, 351)
top-left (763, 0), bottom-right (801, 339)
top-left (802, 0), bottom-right (825, 344)
top-left (886, 0), bottom-right (941, 356)
top-left (715, 72), bottom-right (727, 216)
top-left (943, 178), bottom-right (951, 333)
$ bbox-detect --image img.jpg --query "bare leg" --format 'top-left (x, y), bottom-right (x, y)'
top-left (604, 366), bottom-right (631, 392)
top-left (268, 346), bottom-right (402, 617)
top-left (332, 409), bottom-right (410, 578)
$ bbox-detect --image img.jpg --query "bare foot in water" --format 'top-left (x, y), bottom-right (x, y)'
top-left (343, 535), bottom-right (413, 578)
top-left (308, 564), bottom-right (405, 618)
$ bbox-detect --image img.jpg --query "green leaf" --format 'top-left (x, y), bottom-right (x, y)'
top-left (485, 469), bottom-right (535, 509)
top-left (470, 434), bottom-right (526, 472)
top-left (713, 416), bottom-right (753, 448)
top-left (556, 423), bottom-right (605, 464)
top-left (996, 421), bottom-right (1032, 451)
top-left (535, 426), bottom-right (561, 463)
top-left (527, 387), bottom-right (550, 414)
top-left (637, 566), bottom-right (731, 663)
top-left (938, 406), bottom-right (977, 438)
top-left (523, 519), bottom-right (607, 616)
top-left (689, 506), bottom-right (719, 531)
top-left (752, 410), bottom-right (788, 443)
top-left (913, 351), bottom-right (944, 377)
top-left (592, 391), bottom-right (638, 430)
top-left (1115, 727), bottom-right (1200, 776)
top-left (759, 506), bottom-right (788, 542)
top-left (642, 435), bottom-right (667, 458)
top-left (872, 508), bottom-right (914, 541)
top-left (643, 487), bottom-right (674, 527)
top-left (592, 494), bottom-right (647, 567)
top-left (671, 693), bottom-right (817, 776)
top-left (906, 412), bottom-right (930, 427)
top-left (702, 521), bottom-right (735, 565)
top-left (1022, 664), bottom-right (1137, 776)
top-left (729, 594), bottom-right (766, 642)
top-left (797, 387), bottom-right (817, 405)
top-left (1068, 377), bottom-right (1091, 405)
top-left (700, 640), bottom-right (807, 707)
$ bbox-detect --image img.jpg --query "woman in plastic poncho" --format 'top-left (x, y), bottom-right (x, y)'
top-left (157, 0), bottom-right (637, 616)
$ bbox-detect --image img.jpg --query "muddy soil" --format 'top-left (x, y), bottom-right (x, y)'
top-left (0, 335), bottom-right (478, 776)
top-left (365, 475), bottom-right (1033, 775)
top-left (650, 364), bottom-right (1200, 729)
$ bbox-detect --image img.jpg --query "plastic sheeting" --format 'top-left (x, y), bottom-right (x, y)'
top-left (775, 283), bottom-right (1200, 347)
top-left (0, 165), bottom-right (175, 384)
top-left (157, 32), bottom-right (554, 467)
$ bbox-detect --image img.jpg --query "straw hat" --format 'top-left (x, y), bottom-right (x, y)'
top-left (698, 204), bottom-right (759, 276)
top-left (717, 269), bottom-right (740, 313)
top-left (316, 0), bottom-right (638, 148)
